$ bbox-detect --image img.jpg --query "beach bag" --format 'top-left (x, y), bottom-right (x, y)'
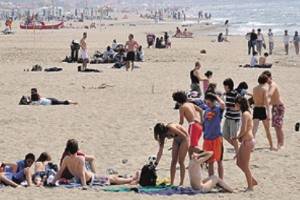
top-left (139, 164), bottom-right (157, 186)
top-left (19, 96), bottom-right (31, 105)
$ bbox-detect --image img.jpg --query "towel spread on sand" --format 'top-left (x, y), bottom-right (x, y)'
top-left (103, 185), bottom-right (203, 196)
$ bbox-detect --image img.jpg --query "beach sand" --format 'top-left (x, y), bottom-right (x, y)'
top-left (0, 17), bottom-right (300, 200)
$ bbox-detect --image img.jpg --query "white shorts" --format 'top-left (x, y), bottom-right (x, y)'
top-left (81, 49), bottom-right (89, 60)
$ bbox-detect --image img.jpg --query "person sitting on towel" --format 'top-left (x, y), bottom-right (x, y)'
top-left (258, 53), bottom-right (272, 68)
top-left (103, 46), bottom-right (115, 63)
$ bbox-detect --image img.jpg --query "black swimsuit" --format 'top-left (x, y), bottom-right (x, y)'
top-left (253, 107), bottom-right (267, 120)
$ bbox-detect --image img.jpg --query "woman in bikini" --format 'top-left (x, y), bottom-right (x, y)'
top-left (33, 152), bottom-right (52, 186)
top-left (235, 96), bottom-right (258, 191)
top-left (154, 123), bottom-right (189, 186)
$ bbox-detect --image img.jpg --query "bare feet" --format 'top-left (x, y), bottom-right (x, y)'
top-left (252, 178), bottom-right (258, 186)
top-left (270, 146), bottom-right (277, 151)
top-left (244, 187), bottom-right (254, 192)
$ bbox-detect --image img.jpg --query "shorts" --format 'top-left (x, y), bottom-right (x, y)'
top-left (188, 122), bottom-right (202, 147)
top-left (253, 107), bottom-right (267, 120)
top-left (12, 169), bottom-right (25, 184)
top-left (223, 118), bottom-right (240, 140)
top-left (203, 137), bottom-right (223, 163)
top-left (81, 49), bottom-right (89, 60)
top-left (190, 83), bottom-right (202, 96)
top-left (272, 104), bottom-right (285, 128)
top-left (88, 175), bottom-right (110, 186)
top-left (126, 51), bottom-right (135, 61)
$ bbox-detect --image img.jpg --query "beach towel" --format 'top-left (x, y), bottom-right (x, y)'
top-left (103, 185), bottom-right (204, 196)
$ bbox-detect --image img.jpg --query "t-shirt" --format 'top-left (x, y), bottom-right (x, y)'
top-left (283, 35), bottom-right (290, 44)
top-left (250, 56), bottom-right (258, 67)
top-left (12, 160), bottom-right (26, 183)
top-left (268, 32), bottom-right (274, 43)
top-left (203, 106), bottom-right (223, 140)
top-left (257, 33), bottom-right (264, 41)
top-left (224, 90), bottom-right (241, 120)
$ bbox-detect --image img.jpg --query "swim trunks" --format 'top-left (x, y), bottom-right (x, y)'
top-left (272, 104), bottom-right (285, 128)
top-left (203, 136), bottom-right (223, 163)
top-left (188, 122), bottom-right (202, 147)
top-left (126, 51), bottom-right (135, 61)
top-left (253, 107), bottom-right (267, 120)
top-left (88, 175), bottom-right (110, 186)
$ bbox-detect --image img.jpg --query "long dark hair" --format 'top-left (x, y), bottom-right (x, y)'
top-left (154, 123), bottom-right (168, 145)
top-left (235, 96), bottom-right (250, 113)
top-left (36, 152), bottom-right (51, 162)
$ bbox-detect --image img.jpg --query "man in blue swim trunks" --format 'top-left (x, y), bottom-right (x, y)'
top-left (0, 153), bottom-right (35, 187)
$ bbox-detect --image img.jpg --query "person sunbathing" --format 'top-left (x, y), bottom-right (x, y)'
top-left (59, 139), bottom-right (96, 182)
top-left (30, 88), bottom-right (78, 106)
top-left (33, 152), bottom-right (52, 186)
top-left (52, 139), bottom-right (139, 189)
top-left (189, 151), bottom-right (233, 193)
top-left (0, 153), bottom-right (35, 187)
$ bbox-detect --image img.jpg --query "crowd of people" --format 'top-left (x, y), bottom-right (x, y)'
top-left (152, 61), bottom-right (285, 192)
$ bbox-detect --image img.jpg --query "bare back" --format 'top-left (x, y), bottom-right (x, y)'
top-left (180, 102), bottom-right (201, 124)
top-left (63, 156), bottom-right (93, 183)
top-left (253, 85), bottom-right (268, 106)
top-left (269, 82), bottom-right (283, 105)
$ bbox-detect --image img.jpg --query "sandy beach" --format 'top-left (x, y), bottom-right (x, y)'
top-left (0, 16), bottom-right (300, 200)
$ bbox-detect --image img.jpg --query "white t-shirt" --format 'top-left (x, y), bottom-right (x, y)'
top-left (250, 56), bottom-right (258, 67)
top-left (112, 42), bottom-right (118, 50)
top-left (257, 33), bottom-right (264, 41)
top-left (31, 98), bottom-right (51, 106)
top-left (283, 35), bottom-right (290, 44)
top-left (268, 32), bottom-right (274, 43)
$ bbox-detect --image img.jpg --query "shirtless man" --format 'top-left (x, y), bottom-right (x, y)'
top-left (262, 71), bottom-right (285, 149)
top-left (52, 139), bottom-right (139, 189)
top-left (80, 32), bottom-right (88, 71)
top-left (252, 74), bottom-right (275, 150)
top-left (125, 34), bottom-right (139, 71)
top-left (172, 91), bottom-right (203, 157)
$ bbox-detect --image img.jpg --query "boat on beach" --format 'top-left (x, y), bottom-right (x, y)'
top-left (20, 21), bottom-right (64, 30)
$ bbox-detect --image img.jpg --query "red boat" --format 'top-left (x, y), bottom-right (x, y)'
top-left (20, 21), bottom-right (64, 30)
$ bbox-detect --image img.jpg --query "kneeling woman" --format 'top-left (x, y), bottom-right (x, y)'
top-left (154, 123), bottom-right (189, 186)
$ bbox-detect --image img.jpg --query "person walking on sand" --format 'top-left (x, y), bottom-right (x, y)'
top-left (283, 30), bottom-right (290, 55)
top-left (248, 29), bottom-right (257, 55)
top-left (268, 29), bottom-right (274, 55)
top-left (80, 32), bottom-right (88, 71)
top-left (235, 97), bottom-right (258, 192)
top-left (293, 31), bottom-right (300, 55)
top-left (262, 71), bottom-right (285, 150)
top-left (252, 74), bottom-right (276, 150)
top-left (153, 123), bottom-right (189, 186)
top-left (125, 34), bottom-right (139, 71)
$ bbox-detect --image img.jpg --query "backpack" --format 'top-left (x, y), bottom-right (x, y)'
top-left (139, 164), bottom-right (157, 187)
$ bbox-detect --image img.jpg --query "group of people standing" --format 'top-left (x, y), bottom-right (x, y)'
top-left (152, 61), bottom-right (284, 192)
top-left (246, 28), bottom-right (300, 56)
top-left (79, 32), bottom-right (140, 72)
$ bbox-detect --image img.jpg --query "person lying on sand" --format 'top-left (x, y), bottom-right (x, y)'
top-left (52, 139), bottom-right (139, 189)
top-left (0, 153), bottom-right (35, 187)
top-left (30, 88), bottom-right (78, 106)
top-left (189, 151), bottom-right (233, 192)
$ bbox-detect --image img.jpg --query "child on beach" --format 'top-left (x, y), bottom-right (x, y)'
top-left (203, 93), bottom-right (225, 179)
top-left (235, 96), bottom-right (258, 191)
